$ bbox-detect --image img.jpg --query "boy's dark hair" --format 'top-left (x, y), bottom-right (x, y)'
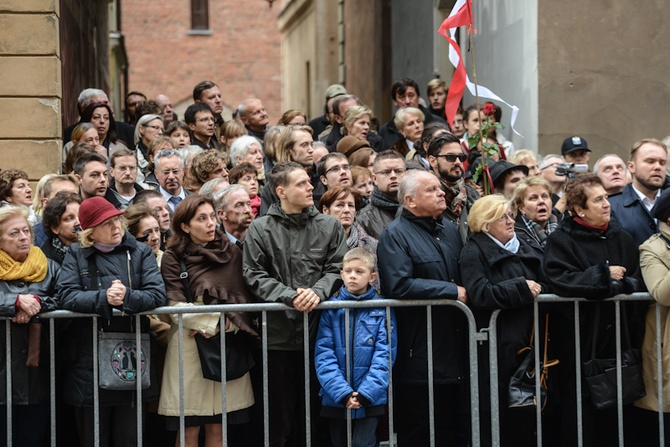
top-left (73, 152), bottom-right (107, 176)
top-left (184, 103), bottom-right (214, 124)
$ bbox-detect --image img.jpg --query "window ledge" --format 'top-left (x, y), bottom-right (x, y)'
top-left (187, 29), bottom-right (212, 36)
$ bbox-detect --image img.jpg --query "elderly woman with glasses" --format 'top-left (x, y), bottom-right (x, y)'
top-left (0, 207), bottom-right (59, 446)
top-left (134, 114), bottom-right (165, 183)
top-left (460, 194), bottom-right (549, 446)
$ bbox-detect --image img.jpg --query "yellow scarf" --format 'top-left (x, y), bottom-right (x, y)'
top-left (0, 246), bottom-right (48, 282)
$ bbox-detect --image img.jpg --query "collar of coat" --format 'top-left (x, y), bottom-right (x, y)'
top-left (267, 202), bottom-right (319, 225)
top-left (401, 208), bottom-right (443, 234)
top-left (557, 215), bottom-right (622, 239)
top-left (80, 232), bottom-right (136, 258)
top-left (468, 232), bottom-right (541, 266)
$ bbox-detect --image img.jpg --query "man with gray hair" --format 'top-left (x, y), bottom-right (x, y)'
top-left (153, 149), bottom-right (190, 212)
top-left (238, 98), bottom-right (269, 141)
top-left (214, 184), bottom-right (254, 247)
top-left (378, 169), bottom-right (468, 446)
top-left (593, 153), bottom-right (628, 195)
top-left (63, 88), bottom-right (135, 148)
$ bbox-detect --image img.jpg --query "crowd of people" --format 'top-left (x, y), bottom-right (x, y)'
top-left (0, 76), bottom-right (669, 447)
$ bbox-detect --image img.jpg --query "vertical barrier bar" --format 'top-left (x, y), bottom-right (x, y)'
top-left (177, 314), bottom-right (185, 447)
top-left (426, 306), bottom-right (435, 447)
top-left (303, 314), bottom-right (311, 447)
top-left (92, 317), bottom-right (100, 447)
top-left (488, 311), bottom-right (500, 447)
top-left (135, 315), bottom-right (143, 447)
top-left (386, 306), bottom-right (395, 446)
top-left (615, 301), bottom-right (624, 445)
top-left (344, 307), bottom-right (352, 447)
top-left (220, 312), bottom-right (227, 447)
top-left (6, 321), bottom-right (11, 447)
top-left (657, 303), bottom-right (665, 447)
top-left (49, 318), bottom-right (56, 447)
top-left (262, 311), bottom-right (270, 447)
top-left (574, 302), bottom-right (583, 447)
top-left (465, 303), bottom-right (481, 447)
top-left (534, 301), bottom-right (543, 447)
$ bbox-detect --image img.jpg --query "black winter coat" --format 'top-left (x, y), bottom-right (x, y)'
top-left (56, 233), bottom-right (167, 407)
top-left (378, 210), bottom-right (466, 385)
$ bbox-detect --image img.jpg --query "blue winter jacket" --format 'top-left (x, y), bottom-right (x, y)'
top-left (314, 285), bottom-right (397, 419)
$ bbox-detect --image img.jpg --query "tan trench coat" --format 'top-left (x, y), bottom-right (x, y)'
top-left (158, 299), bottom-right (254, 417)
top-left (637, 230), bottom-right (670, 412)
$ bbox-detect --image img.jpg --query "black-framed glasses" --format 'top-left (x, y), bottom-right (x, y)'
top-left (375, 167), bottom-right (407, 176)
top-left (435, 153), bottom-right (467, 163)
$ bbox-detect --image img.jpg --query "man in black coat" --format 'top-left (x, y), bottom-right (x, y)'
top-left (378, 169), bottom-right (469, 447)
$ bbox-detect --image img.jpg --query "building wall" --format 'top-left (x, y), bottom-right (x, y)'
top-left (462, 0), bottom-right (538, 153)
top-left (122, 0), bottom-right (281, 122)
top-left (278, 0), bottom-right (339, 120)
top-left (538, 0), bottom-right (670, 160)
top-left (0, 0), bottom-right (62, 176)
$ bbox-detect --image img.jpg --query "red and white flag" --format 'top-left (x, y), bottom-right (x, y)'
top-left (438, 0), bottom-right (523, 137)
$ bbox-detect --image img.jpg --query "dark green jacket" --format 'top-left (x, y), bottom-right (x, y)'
top-left (243, 204), bottom-right (347, 350)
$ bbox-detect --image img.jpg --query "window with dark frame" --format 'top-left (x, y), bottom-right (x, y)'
top-left (191, 0), bottom-right (209, 31)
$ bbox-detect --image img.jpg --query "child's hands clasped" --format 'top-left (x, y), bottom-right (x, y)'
top-left (346, 391), bottom-right (362, 409)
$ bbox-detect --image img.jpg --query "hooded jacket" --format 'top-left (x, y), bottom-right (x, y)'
top-left (314, 285), bottom-right (397, 418)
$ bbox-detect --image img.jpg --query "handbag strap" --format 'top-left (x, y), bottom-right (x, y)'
top-left (179, 258), bottom-right (194, 303)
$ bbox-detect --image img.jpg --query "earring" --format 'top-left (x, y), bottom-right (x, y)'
top-left (580, 214), bottom-right (585, 217)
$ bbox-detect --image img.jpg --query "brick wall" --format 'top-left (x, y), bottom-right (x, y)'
top-left (122, 0), bottom-right (282, 122)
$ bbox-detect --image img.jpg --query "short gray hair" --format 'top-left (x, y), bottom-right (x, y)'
top-left (200, 178), bottom-right (230, 199)
top-left (539, 154), bottom-right (564, 170)
top-left (237, 98), bottom-right (262, 119)
top-left (229, 135), bottom-right (261, 166)
top-left (398, 170), bottom-right (434, 206)
top-left (77, 88), bottom-right (107, 109)
top-left (154, 149), bottom-right (184, 171)
top-left (593, 153), bottom-right (625, 175)
top-left (213, 184), bottom-right (249, 211)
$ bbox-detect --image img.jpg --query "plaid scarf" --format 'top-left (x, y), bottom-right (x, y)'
top-left (521, 213), bottom-right (558, 247)
top-left (440, 178), bottom-right (467, 218)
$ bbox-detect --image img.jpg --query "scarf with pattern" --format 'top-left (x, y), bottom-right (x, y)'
top-left (440, 178), bottom-right (467, 218)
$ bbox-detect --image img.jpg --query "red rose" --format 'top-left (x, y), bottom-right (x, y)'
top-left (482, 103), bottom-right (496, 117)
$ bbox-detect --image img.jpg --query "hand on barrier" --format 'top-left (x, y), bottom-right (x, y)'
top-left (106, 279), bottom-right (126, 306)
top-left (457, 286), bottom-right (468, 304)
top-left (293, 288), bottom-right (320, 313)
top-left (12, 309), bottom-right (33, 324)
top-left (17, 294), bottom-right (40, 316)
top-left (608, 265), bottom-right (626, 281)
top-left (525, 280), bottom-right (542, 298)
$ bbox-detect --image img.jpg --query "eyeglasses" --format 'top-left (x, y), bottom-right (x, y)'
top-left (497, 212), bottom-right (515, 222)
top-left (540, 163), bottom-right (559, 171)
top-left (144, 125), bottom-right (164, 133)
top-left (375, 167), bottom-right (407, 176)
top-left (160, 168), bottom-right (182, 176)
top-left (435, 153), bottom-right (467, 163)
top-left (325, 164), bottom-right (351, 175)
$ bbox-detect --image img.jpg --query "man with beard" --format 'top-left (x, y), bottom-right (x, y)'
top-left (427, 133), bottom-right (480, 243)
top-left (594, 153), bottom-right (628, 195)
top-left (73, 152), bottom-right (108, 199)
top-left (356, 150), bottom-right (407, 239)
top-left (214, 184), bottom-right (254, 247)
top-left (609, 138), bottom-right (669, 245)
top-left (153, 149), bottom-right (190, 213)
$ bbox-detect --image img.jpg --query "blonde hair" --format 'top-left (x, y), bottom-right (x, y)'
top-left (77, 218), bottom-right (127, 248)
top-left (508, 149), bottom-right (537, 167)
top-left (394, 107), bottom-right (424, 131)
top-left (468, 194), bottom-right (511, 233)
top-left (343, 247), bottom-right (376, 271)
top-left (275, 125), bottom-right (313, 163)
top-left (0, 206), bottom-right (31, 240)
top-left (342, 106), bottom-right (373, 134)
top-left (511, 177), bottom-right (553, 211)
top-left (32, 174), bottom-right (56, 216)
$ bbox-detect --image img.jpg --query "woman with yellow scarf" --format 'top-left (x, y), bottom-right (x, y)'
top-left (0, 206), bottom-right (59, 446)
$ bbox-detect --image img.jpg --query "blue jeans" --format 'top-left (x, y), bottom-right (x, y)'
top-left (329, 416), bottom-right (378, 447)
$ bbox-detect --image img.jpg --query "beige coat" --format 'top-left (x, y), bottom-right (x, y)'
top-left (637, 228), bottom-right (670, 412)
top-left (158, 299), bottom-right (254, 417)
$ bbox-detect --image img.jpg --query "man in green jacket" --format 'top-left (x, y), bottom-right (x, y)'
top-left (243, 161), bottom-right (347, 447)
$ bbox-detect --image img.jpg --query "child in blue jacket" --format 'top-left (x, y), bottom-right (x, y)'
top-left (315, 247), bottom-right (397, 447)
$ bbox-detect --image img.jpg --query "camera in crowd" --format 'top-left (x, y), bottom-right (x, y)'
top-left (554, 162), bottom-right (589, 178)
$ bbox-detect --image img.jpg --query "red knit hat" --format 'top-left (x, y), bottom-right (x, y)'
top-left (78, 197), bottom-right (124, 230)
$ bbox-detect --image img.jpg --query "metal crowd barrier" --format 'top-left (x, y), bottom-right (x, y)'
top-left (3, 293), bottom-right (662, 446)
top-left (487, 292), bottom-right (661, 447)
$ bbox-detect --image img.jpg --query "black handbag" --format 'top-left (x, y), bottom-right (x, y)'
top-left (508, 313), bottom-right (559, 409)
top-left (179, 259), bottom-right (255, 382)
top-left (582, 302), bottom-right (646, 410)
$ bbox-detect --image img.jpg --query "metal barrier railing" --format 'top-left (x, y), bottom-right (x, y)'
top-left (1, 298), bottom-right (485, 447)
top-left (4, 293), bottom-right (663, 446)
top-left (487, 292), bottom-right (661, 447)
